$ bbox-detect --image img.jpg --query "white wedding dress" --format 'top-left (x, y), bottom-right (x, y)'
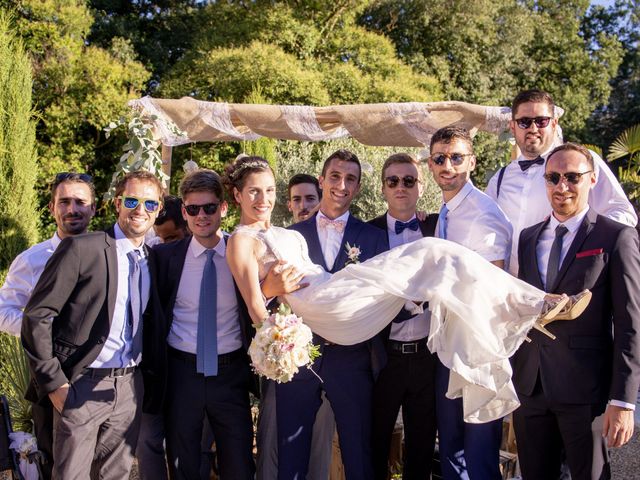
top-left (234, 225), bottom-right (547, 423)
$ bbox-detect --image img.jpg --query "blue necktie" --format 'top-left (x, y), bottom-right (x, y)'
top-left (127, 250), bottom-right (143, 364)
top-left (438, 204), bottom-right (449, 240)
top-left (395, 218), bottom-right (420, 235)
top-left (518, 156), bottom-right (544, 171)
top-left (546, 224), bottom-right (568, 290)
top-left (197, 249), bottom-right (218, 376)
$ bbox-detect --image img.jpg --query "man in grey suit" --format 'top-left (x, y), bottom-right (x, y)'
top-left (513, 143), bottom-right (640, 480)
top-left (22, 170), bottom-right (165, 479)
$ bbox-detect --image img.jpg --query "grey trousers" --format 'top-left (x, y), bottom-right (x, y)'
top-left (256, 378), bottom-right (335, 480)
top-left (52, 370), bottom-right (143, 480)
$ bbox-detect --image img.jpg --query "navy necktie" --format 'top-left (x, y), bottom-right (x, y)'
top-left (395, 218), bottom-right (419, 235)
top-left (438, 204), bottom-right (449, 240)
top-left (518, 156), bottom-right (544, 171)
top-left (546, 224), bottom-right (568, 290)
top-left (127, 250), bottom-right (143, 363)
top-left (197, 249), bottom-right (218, 376)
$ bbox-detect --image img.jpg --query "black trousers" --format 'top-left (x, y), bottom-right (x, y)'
top-left (513, 378), bottom-right (610, 480)
top-left (371, 347), bottom-right (437, 480)
top-left (165, 348), bottom-right (255, 480)
top-left (32, 400), bottom-right (53, 480)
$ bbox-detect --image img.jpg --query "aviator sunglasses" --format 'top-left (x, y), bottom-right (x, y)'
top-left (514, 116), bottom-right (552, 129)
top-left (118, 196), bottom-right (160, 213)
top-left (184, 203), bottom-right (220, 216)
top-left (430, 153), bottom-right (473, 166)
top-left (543, 171), bottom-right (594, 186)
top-left (384, 175), bottom-right (419, 189)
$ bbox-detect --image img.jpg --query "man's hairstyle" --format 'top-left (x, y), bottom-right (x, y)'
top-left (511, 89), bottom-right (555, 119)
top-left (380, 153), bottom-right (422, 183)
top-left (50, 172), bottom-right (95, 203)
top-left (429, 126), bottom-right (474, 152)
top-left (155, 195), bottom-right (188, 229)
top-left (114, 170), bottom-right (163, 199)
top-left (546, 142), bottom-right (594, 170)
top-left (287, 174), bottom-right (321, 199)
top-left (179, 169), bottom-right (224, 200)
top-left (321, 149), bottom-right (361, 182)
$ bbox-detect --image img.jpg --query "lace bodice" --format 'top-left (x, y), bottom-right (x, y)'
top-left (232, 225), bottom-right (321, 281)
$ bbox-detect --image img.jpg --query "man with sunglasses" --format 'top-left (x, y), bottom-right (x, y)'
top-left (0, 172), bottom-right (96, 479)
top-left (513, 143), bottom-right (640, 479)
top-left (368, 153), bottom-right (439, 480)
top-left (428, 127), bottom-right (512, 480)
top-left (22, 170), bottom-right (165, 480)
top-left (486, 89), bottom-right (636, 276)
top-left (153, 169), bottom-right (255, 479)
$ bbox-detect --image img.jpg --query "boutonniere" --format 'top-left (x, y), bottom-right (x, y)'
top-left (345, 242), bottom-right (361, 265)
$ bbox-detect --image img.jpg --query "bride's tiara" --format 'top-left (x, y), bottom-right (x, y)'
top-left (230, 160), bottom-right (269, 180)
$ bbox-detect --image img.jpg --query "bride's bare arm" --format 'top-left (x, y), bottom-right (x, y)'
top-left (226, 234), bottom-right (269, 325)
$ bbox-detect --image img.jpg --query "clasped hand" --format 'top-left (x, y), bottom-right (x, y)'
top-left (261, 260), bottom-right (309, 298)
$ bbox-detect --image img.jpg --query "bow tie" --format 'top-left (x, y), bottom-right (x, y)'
top-left (395, 218), bottom-right (419, 234)
top-left (318, 216), bottom-right (346, 233)
top-left (518, 156), bottom-right (545, 171)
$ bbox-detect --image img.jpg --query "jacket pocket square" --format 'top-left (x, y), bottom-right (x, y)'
top-left (576, 248), bottom-right (603, 258)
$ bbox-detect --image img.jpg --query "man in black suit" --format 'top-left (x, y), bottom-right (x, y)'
top-left (513, 142), bottom-right (640, 480)
top-left (153, 169), bottom-right (255, 480)
top-left (22, 170), bottom-right (165, 479)
top-left (368, 153), bottom-right (438, 480)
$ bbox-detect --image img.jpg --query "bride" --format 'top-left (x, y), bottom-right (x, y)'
top-left (224, 155), bottom-right (589, 422)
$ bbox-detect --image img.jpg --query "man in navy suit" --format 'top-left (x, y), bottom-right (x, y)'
top-left (275, 149), bottom-right (388, 479)
top-left (368, 153), bottom-right (438, 480)
top-left (513, 143), bottom-right (640, 479)
top-left (153, 169), bottom-right (256, 480)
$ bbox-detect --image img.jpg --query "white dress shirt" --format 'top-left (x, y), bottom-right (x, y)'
top-left (386, 213), bottom-right (431, 342)
top-left (316, 210), bottom-right (349, 270)
top-left (167, 236), bottom-right (243, 355)
top-left (0, 234), bottom-right (62, 336)
top-left (486, 148), bottom-right (637, 275)
top-left (535, 207), bottom-right (634, 410)
top-left (90, 224), bottom-right (150, 368)
top-left (436, 181), bottom-right (513, 265)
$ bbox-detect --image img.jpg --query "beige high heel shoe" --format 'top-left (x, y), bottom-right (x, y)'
top-left (532, 290), bottom-right (592, 340)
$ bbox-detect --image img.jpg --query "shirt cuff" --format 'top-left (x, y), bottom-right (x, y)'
top-left (609, 400), bottom-right (636, 410)
top-left (403, 300), bottom-right (424, 315)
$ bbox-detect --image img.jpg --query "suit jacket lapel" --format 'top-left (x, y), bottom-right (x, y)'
top-left (299, 214), bottom-right (328, 271)
top-left (528, 219), bottom-right (549, 290)
top-left (105, 227), bottom-right (118, 327)
top-left (420, 214), bottom-right (438, 237)
top-left (550, 209), bottom-right (597, 292)
top-left (166, 238), bottom-right (190, 323)
top-left (332, 215), bottom-right (362, 272)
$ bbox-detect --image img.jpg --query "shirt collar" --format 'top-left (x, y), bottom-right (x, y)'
top-left (443, 181), bottom-right (474, 213)
top-left (51, 232), bottom-right (63, 250)
top-left (114, 223), bottom-right (145, 257)
top-left (386, 212), bottom-right (417, 233)
top-left (189, 235), bottom-right (226, 258)
top-left (317, 209), bottom-right (350, 224)
top-left (548, 206), bottom-right (590, 234)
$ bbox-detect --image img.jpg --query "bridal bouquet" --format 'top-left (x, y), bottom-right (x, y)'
top-left (249, 304), bottom-right (320, 383)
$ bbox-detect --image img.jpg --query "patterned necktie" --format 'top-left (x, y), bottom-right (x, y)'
top-left (518, 156), bottom-right (545, 171)
top-left (197, 249), bottom-right (218, 376)
top-left (438, 204), bottom-right (449, 240)
top-left (395, 218), bottom-right (419, 235)
top-left (318, 216), bottom-right (346, 233)
top-left (546, 224), bottom-right (568, 290)
top-left (127, 250), bottom-right (143, 363)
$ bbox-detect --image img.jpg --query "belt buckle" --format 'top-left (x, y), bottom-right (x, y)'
top-left (401, 343), bottom-right (417, 354)
top-left (112, 367), bottom-right (129, 377)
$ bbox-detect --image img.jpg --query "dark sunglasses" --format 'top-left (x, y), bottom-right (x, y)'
top-left (543, 171), bottom-right (593, 186)
top-left (184, 203), bottom-right (220, 216)
top-left (384, 175), bottom-right (419, 189)
top-left (119, 196), bottom-right (160, 213)
top-left (430, 153), bottom-right (473, 166)
top-left (514, 116), bottom-right (551, 129)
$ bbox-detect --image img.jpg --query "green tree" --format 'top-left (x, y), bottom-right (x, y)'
top-left (3, 0), bottom-right (151, 233)
top-left (0, 11), bottom-right (39, 432)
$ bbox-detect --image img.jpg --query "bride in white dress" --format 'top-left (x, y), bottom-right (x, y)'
top-left (224, 156), bottom-right (589, 422)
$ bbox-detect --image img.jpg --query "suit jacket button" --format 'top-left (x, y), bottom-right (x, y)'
top-left (98, 337), bottom-right (105, 344)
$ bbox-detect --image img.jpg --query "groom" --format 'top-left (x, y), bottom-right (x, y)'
top-left (275, 149), bottom-right (388, 479)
